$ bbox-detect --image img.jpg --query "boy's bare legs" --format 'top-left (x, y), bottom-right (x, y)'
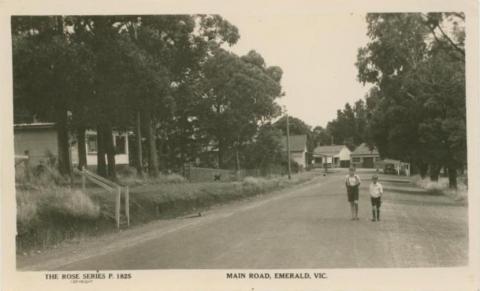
top-left (350, 202), bottom-right (355, 220)
top-left (354, 201), bottom-right (359, 220)
top-left (371, 207), bottom-right (377, 221)
top-left (376, 206), bottom-right (380, 221)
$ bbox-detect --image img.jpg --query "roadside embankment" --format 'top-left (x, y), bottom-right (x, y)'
top-left (16, 170), bottom-right (317, 254)
top-left (412, 175), bottom-right (468, 204)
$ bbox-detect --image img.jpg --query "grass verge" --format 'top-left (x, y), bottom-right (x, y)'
top-left (413, 175), bottom-right (468, 203)
top-left (16, 172), bottom-right (316, 254)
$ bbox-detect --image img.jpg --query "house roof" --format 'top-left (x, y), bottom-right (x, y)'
top-left (313, 145), bottom-right (347, 156)
top-left (14, 122), bottom-right (56, 130)
top-left (351, 143), bottom-right (379, 156)
top-left (280, 135), bottom-right (307, 152)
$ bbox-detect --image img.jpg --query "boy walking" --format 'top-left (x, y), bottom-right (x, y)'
top-left (369, 175), bottom-right (383, 221)
top-left (345, 167), bottom-right (361, 220)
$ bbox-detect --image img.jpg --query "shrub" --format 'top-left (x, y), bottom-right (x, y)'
top-left (165, 174), bottom-right (187, 184)
top-left (117, 166), bottom-right (137, 178)
top-left (17, 187), bottom-right (101, 225)
top-left (414, 175), bottom-right (468, 202)
top-left (43, 188), bottom-right (101, 219)
top-left (17, 196), bottom-right (38, 226)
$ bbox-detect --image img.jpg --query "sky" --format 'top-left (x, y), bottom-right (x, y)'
top-left (224, 13), bottom-right (372, 128)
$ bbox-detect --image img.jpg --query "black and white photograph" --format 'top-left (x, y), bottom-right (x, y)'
top-left (1, 1), bottom-right (479, 290)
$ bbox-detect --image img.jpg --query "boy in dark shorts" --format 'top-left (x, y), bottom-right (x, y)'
top-left (369, 175), bottom-right (383, 221)
top-left (345, 167), bottom-right (361, 220)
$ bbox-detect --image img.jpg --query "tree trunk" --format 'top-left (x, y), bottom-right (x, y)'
top-left (235, 145), bottom-right (240, 172)
top-left (96, 125), bottom-right (107, 177)
top-left (429, 164), bottom-right (440, 181)
top-left (419, 162), bottom-right (428, 179)
top-left (217, 140), bottom-right (224, 169)
top-left (76, 127), bottom-right (87, 170)
top-left (448, 166), bottom-right (458, 189)
top-left (135, 110), bottom-right (143, 176)
top-left (104, 124), bottom-right (116, 180)
top-left (55, 105), bottom-right (71, 176)
top-left (145, 110), bottom-right (159, 177)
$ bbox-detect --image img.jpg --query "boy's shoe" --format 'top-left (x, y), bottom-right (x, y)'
top-left (371, 218), bottom-right (376, 222)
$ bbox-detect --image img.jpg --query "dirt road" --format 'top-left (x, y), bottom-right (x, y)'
top-left (18, 169), bottom-right (468, 270)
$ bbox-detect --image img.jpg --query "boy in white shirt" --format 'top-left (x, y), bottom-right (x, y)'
top-left (369, 175), bottom-right (383, 221)
top-left (345, 167), bottom-right (361, 220)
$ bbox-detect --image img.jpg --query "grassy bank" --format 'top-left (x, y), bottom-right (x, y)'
top-left (16, 172), bottom-right (316, 253)
top-left (413, 175), bottom-right (468, 203)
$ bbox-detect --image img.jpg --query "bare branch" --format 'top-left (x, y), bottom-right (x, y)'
top-left (435, 24), bottom-right (465, 56)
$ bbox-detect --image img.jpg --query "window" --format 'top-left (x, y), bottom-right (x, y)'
top-left (115, 135), bottom-right (126, 154)
top-left (352, 157), bottom-right (361, 163)
top-left (87, 135), bottom-right (97, 154)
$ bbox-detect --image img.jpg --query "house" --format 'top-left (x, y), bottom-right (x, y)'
top-left (14, 122), bottom-right (131, 167)
top-left (312, 145), bottom-right (351, 168)
top-left (280, 134), bottom-right (308, 169)
top-left (71, 129), bottom-right (130, 166)
top-left (350, 143), bottom-right (380, 168)
top-left (14, 122), bottom-right (58, 166)
top-left (375, 158), bottom-right (411, 176)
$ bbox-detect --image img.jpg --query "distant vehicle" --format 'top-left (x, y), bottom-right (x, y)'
top-left (383, 164), bottom-right (397, 175)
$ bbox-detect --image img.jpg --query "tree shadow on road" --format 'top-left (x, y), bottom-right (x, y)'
top-left (384, 187), bottom-right (441, 196)
top-left (386, 198), bottom-right (465, 208)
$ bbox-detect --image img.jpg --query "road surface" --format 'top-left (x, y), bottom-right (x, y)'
top-left (18, 169), bottom-right (468, 270)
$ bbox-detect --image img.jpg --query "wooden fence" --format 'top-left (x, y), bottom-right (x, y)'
top-left (183, 165), bottom-right (262, 182)
top-left (75, 167), bottom-right (130, 229)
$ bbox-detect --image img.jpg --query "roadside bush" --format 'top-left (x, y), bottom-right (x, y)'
top-left (17, 195), bottom-right (38, 226)
top-left (414, 175), bottom-right (468, 202)
top-left (165, 174), bottom-right (187, 184)
top-left (16, 162), bottom-right (67, 188)
top-left (117, 166), bottom-right (137, 177)
top-left (16, 186), bottom-right (103, 252)
top-left (42, 189), bottom-right (101, 219)
top-left (17, 187), bottom-right (100, 222)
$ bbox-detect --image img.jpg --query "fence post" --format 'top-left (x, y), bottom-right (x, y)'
top-left (125, 186), bottom-right (130, 227)
top-left (116, 186), bottom-right (121, 229)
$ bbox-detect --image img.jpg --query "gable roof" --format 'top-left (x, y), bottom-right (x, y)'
top-left (313, 145), bottom-right (347, 156)
top-left (351, 143), bottom-right (379, 156)
top-left (280, 135), bottom-right (307, 152)
top-left (14, 122), bottom-right (56, 130)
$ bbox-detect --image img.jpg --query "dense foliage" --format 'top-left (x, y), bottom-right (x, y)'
top-left (12, 15), bottom-right (286, 178)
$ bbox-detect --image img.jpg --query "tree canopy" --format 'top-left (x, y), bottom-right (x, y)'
top-left (356, 13), bottom-right (466, 187)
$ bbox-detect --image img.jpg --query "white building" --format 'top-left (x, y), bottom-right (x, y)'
top-left (281, 135), bottom-right (308, 169)
top-left (313, 145), bottom-right (351, 168)
top-left (14, 122), bottom-right (131, 167)
top-left (71, 129), bottom-right (130, 166)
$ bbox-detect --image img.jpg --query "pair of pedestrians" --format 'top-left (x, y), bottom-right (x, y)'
top-left (345, 167), bottom-right (383, 221)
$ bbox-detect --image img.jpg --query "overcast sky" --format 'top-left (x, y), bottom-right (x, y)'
top-left (224, 13), bottom-right (372, 128)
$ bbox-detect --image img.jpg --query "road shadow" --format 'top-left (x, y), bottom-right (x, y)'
top-left (386, 198), bottom-right (465, 208)
top-left (379, 179), bottom-right (411, 184)
top-left (384, 187), bottom-right (442, 196)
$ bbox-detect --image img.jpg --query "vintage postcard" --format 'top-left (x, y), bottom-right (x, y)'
top-left (1, 0), bottom-right (479, 290)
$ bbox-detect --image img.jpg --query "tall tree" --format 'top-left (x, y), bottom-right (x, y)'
top-left (12, 16), bottom-right (95, 176)
top-left (200, 49), bottom-right (283, 169)
top-left (356, 13), bottom-right (465, 187)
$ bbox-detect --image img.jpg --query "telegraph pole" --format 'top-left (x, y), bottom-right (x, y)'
top-left (285, 107), bottom-right (292, 180)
